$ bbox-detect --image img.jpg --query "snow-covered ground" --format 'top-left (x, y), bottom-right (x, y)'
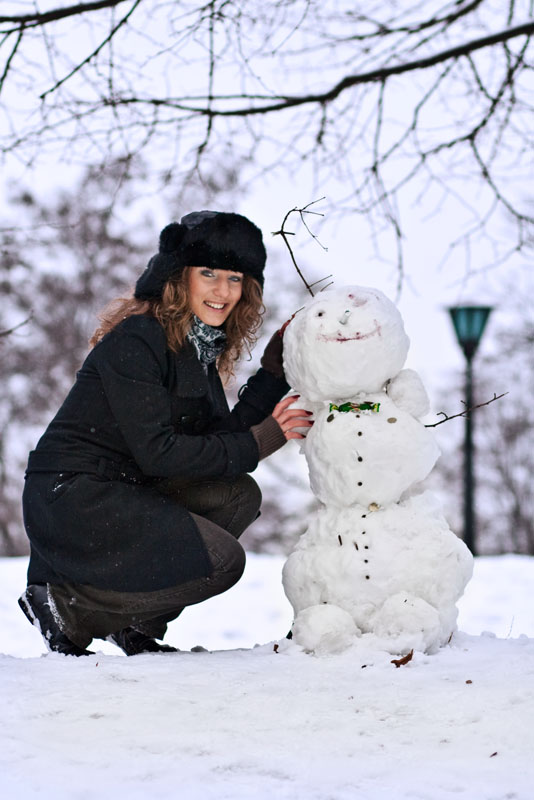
top-left (1, 553), bottom-right (533, 799)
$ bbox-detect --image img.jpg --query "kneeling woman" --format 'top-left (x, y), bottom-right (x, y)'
top-left (19, 211), bottom-right (310, 656)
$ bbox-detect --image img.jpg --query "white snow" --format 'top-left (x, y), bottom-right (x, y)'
top-left (302, 398), bottom-right (440, 507)
top-left (283, 495), bottom-right (474, 655)
top-left (386, 368), bottom-right (431, 419)
top-left (283, 286), bottom-right (410, 400)
top-left (1, 553), bottom-right (533, 800)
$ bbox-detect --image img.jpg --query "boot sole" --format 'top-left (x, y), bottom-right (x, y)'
top-left (18, 589), bottom-right (94, 656)
top-left (18, 592), bottom-right (42, 632)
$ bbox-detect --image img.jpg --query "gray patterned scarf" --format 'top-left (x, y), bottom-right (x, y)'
top-left (187, 315), bottom-right (227, 372)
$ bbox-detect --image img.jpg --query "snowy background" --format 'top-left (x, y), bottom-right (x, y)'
top-left (1, 4), bottom-right (532, 797)
top-left (2, 553), bottom-right (533, 800)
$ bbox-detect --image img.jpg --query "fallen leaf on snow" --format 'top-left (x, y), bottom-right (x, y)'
top-left (391, 650), bottom-right (414, 668)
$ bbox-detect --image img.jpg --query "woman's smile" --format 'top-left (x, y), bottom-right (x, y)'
top-left (188, 267), bottom-right (243, 325)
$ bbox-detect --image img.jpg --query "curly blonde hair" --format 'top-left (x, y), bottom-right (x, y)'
top-left (90, 267), bottom-right (265, 380)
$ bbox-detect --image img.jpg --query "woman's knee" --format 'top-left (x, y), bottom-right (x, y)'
top-left (233, 474), bottom-right (262, 516)
top-left (223, 536), bottom-right (246, 585)
top-left (186, 474), bottom-right (262, 539)
top-left (213, 532), bottom-right (246, 584)
top-left (192, 513), bottom-right (246, 584)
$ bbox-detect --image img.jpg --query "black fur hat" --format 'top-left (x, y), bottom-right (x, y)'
top-left (134, 211), bottom-right (266, 300)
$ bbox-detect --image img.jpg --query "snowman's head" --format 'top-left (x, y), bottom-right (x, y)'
top-left (283, 285), bottom-right (409, 401)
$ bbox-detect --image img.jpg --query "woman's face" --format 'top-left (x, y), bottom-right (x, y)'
top-left (187, 267), bottom-right (243, 326)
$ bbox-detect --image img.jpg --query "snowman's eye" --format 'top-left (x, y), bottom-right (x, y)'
top-left (316, 311), bottom-right (325, 317)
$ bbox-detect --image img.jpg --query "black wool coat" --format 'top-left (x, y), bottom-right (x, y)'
top-left (23, 315), bottom-right (289, 592)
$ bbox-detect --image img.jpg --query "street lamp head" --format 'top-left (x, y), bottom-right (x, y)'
top-left (448, 305), bottom-right (493, 361)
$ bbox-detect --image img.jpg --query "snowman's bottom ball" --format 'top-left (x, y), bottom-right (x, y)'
top-left (292, 604), bottom-right (360, 654)
top-left (371, 592), bottom-right (442, 654)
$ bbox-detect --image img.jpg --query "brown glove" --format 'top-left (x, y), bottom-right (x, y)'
top-left (260, 314), bottom-right (296, 379)
top-left (260, 329), bottom-right (284, 379)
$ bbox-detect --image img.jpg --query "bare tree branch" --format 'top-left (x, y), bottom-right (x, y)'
top-left (0, 314), bottom-right (33, 340)
top-left (342, 1), bottom-right (486, 40)
top-left (0, 0), bottom-right (132, 31)
top-left (112, 22), bottom-right (534, 117)
top-left (1, 1), bottom-right (532, 284)
top-left (425, 392), bottom-right (509, 428)
top-left (0, 25), bottom-right (22, 95)
top-left (39, 0), bottom-right (143, 100)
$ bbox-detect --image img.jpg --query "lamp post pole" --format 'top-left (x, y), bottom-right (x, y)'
top-left (463, 352), bottom-right (475, 554)
top-left (448, 306), bottom-right (492, 555)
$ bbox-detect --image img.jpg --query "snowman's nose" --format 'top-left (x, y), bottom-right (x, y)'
top-left (339, 309), bottom-right (351, 325)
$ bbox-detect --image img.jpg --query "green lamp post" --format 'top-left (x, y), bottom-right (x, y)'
top-left (448, 306), bottom-right (493, 555)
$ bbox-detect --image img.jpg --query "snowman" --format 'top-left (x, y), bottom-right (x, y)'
top-left (281, 286), bottom-right (473, 656)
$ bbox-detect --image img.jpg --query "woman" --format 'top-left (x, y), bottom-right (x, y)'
top-left (19, 211), bottom-right (311, 656)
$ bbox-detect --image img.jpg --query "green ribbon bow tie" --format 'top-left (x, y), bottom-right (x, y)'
top-left (329, 401), bottom-right (381, 414)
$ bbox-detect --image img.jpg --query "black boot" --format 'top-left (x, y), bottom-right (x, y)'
top-left (107, 627), bottom-right (179, 656)
top-left (18, 584), bottom-right (94, 656)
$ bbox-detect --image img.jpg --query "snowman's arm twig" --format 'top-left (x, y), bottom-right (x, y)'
top-left (273, 212), bottom-right (314, 296)
top-left (424, 392), bottom-right (508, 427)
top-left (308, 274), bottom-right (333, 288)
top-left (272, 199), bottom-right (330, 297)
top-left (298, 198), bottom-right (328, 251)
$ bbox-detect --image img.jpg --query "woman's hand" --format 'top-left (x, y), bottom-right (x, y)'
top-left (272, 395), bottom-right (313, 440)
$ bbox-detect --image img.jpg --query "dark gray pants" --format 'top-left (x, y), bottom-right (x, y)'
top-left (49, 474), bottom-right (262, 649)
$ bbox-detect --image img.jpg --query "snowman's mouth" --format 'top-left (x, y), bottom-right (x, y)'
top-left (318, 320), bottom-right (381, 343)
